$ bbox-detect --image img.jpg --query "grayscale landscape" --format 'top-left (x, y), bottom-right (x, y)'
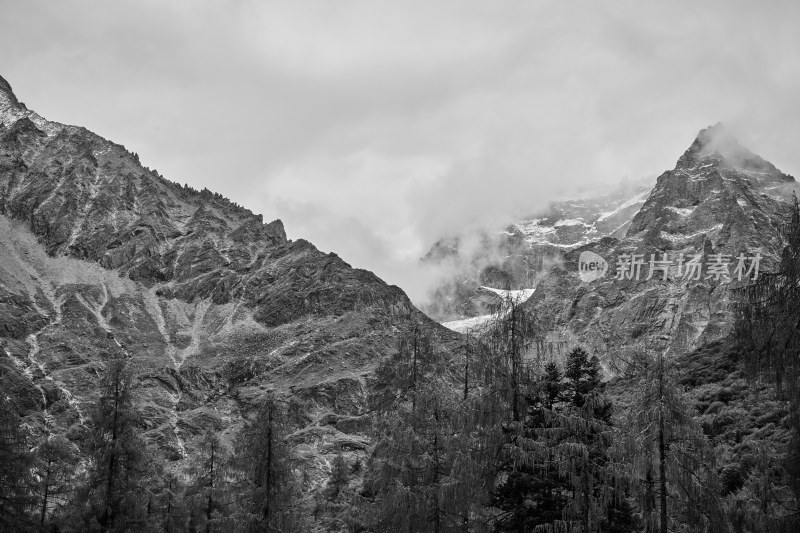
top-left (1, 2), bottom-right (799, 532)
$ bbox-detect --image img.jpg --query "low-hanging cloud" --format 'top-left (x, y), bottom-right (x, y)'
top-left (2, 0), bottom-right (800, 305)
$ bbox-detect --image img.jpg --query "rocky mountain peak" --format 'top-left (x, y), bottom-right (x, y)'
top-left (676, 123), bottom-right (778, 177)
top-left (0, 74), bottom-right (16, 102)
top-left (0, 76), bottom-right (62, 135)
top-left (520, 124), bottom-right (796, 361)
top-left (626, 123), bottom-right (795, 249)
top-left (0, 74), bottom-right (21, 116)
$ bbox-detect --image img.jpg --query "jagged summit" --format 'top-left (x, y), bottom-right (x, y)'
top-left (520, 123), bottom-right (796, 360)
top-left (0, 74), bottom-right (16, 102)
top-left (0, 75), bottom-right (62, 135)
top-left (677, 123), bottom-right (781, 177)
top-left (627, 123), bottom-right (795, 252)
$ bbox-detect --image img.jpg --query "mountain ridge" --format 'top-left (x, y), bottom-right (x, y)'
top-left (0, 74), bottom-right (460, 491)
top-left (520, 124), bottom-right (796, 361)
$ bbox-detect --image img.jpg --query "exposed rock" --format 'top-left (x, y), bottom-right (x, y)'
top-left (522, 125), bottom-right (795, 362)
top-left (0, 75), bottom-right (464, 484)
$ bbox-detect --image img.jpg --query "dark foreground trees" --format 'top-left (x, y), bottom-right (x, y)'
top-left (227, 394), bottom-right (307, 532)
top-left (360, 310), bottom-right (639, 532)
top-left (734, 196), bottom-right (800, 530)
top-left (76, 358), bottom-right (151, 531)
top-left (0, 393), bottom-right (34, 532)
top-left (621, 351), bottom-right (726, 533)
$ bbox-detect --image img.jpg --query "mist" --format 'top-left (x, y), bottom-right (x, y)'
top-left (2, 1), bottom-right (800, 305)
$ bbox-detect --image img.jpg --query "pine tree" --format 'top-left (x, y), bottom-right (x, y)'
top-left (542, 361), bottom-right (563, 409)
top-left (486, 295), bottom-right (539, 422)
top-left (372, 324), bottom-right (435, 413)
top-left (564, 347), bottom-right (602, 408)
top-left (188, 430), bottom-right (230, 533)
top-left (0, 393), bottom-right (34, 532)
top-left (32, 434), bottom-right (78, 528)
top-left (82, 358), bottom-right (149, 531)
top-left (365, 381), bottom-right (470, 532)
top-left (622, 351), bottom-right (726, 533)
top-left (228, 394), bottom-right (305, 532)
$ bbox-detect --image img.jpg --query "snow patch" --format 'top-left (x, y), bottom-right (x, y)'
top-left (479, 287), bottom-right (536, 303)
top-left (666, 206), bottom-right (696, 217)
top-left (442, 314), bottom-right (496, 334)
top-left (554, 218), bottom-right (588, 227)
top-left (596, 190), bottom-right (650, 222)
top-left (660, 224), bottom-right (724, 242)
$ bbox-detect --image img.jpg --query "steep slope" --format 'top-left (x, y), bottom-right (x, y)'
top-left (0, 75), bottom-right (461, 481)
top-left (524, 124), bottom-right (795, 361)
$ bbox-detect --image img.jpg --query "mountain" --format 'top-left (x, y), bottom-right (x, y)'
top-left (522, 123), bottom-right (795, 360)
top-left (0, 75), bottom-right (461, 484)
top-left (424, 124), bottom-right (796, 362)
top-left (420, 179), bottom-right (653, 322)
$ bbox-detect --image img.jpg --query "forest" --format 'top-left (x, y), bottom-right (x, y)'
top-left (2, 204), bottom-right (800, 532)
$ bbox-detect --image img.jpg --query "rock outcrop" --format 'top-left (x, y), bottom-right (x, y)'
top-left (524, 124), bottom-right (795, 361)
top-left (0, 75), bottom-right (462, 482)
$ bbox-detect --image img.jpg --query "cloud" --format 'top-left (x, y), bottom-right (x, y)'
top-left (2, 0), bottom-right (800, 304)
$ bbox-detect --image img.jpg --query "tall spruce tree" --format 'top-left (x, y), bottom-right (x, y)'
top-left (228, 394), bottom-right (305, 532)
top-left (82, 358), bottom-right (149, 531)
top-left (622, 351), bottom-right (726, 533)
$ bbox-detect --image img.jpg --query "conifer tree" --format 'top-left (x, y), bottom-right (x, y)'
top-left (372, 324), bottom-right (435, 413)
top-left (491, 346), bottom-right (624, 532)
top-left (188, 430), bottom-right (228, 533)
top-left (0, 393), bottom-right (34, 532)
top-left (365, 381), bottom-right (469, 532)
top-left (735, 194), bottom-right (800, 525)
top-left (564, 347), bottom-right (602, 408)
top-left (228, 394), bottom-right (305, 532)
top-left (542, 361), bottom-right (563, 409)
top-left (622, 351), bottom-right (726, 533)
top-left (82, 358), bottom-right (149, 531)
top-left (33, 434), bottom-right (78, 528)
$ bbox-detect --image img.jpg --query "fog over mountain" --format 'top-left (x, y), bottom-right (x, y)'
top-left (3, 1), bottom-right (800, 304)
top-left (5, 3), bottom-right (800, 532)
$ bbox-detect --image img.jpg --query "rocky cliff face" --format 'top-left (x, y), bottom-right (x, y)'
top-left (423, 122), bottom-right (795, 365)
top-left (523, 124), bottom-right (795, 362)
top-left (0, 75), bottom-right (461, 482)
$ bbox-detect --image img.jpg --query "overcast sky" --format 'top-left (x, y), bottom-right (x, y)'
top-left (2, 0), bottom-right (800, 300)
